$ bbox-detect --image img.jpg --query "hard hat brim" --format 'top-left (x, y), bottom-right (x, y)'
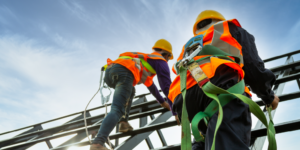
top-left (152, 46), bottom-right (174, 60)
top-left (193, 16), bottom-right (225, 35)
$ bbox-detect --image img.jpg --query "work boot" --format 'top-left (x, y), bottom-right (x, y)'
top-left (90, 144), bottom-right (110, 150)
top-left (118, 121), bottom-right (133, 133)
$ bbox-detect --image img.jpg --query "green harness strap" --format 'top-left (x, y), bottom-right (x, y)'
top-left (180, 67), bottom-right (192, 150)
top-left (180, 68), bottom-right (277, 150)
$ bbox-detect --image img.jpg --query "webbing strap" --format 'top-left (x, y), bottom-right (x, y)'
top-left (191, 80), bottom-right (244, 142)
top-left (118, 56), bottom-right (156, 74)
top-left (140, 58), bottom-right (156, 74)
top-left (179, 67), bottom-right (192, 150)
top-left (190, 80), bottom-right (277, 150)
top-left (191, 82), bottom-right (242, 143)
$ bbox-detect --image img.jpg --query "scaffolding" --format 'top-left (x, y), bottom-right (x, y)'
top-left (1, 50), bottom-right (300, 150)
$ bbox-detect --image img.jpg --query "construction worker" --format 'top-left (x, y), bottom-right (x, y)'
top-left (90, 39), bottom-right (176, 150)
top-left (168, 10), bottom-right (280, 150)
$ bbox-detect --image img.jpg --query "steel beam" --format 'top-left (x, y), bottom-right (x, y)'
top-left (49, 120), bottom-right (177, 150)
top-left (1, 113), bottom-right (91, 150)
top-left (1, 108), bottom-right (169, 150)
top-left (269, 59), bottom-right (300, 72)
top-left (0, 100), bottom-right (158, 137)
top-left (150, 115), bottom-right (168, 146)
top-left (0, 104), bottom-right (111, 136)
top-left (136, 97), bottom-right (154, 149)
top-left (140, 111), bottom-right (154, 149)
top-left (0, 100), bottom-right (161, 147)
top-left (154, 118), bottom-right (300, 150)
top-left (275, 72), bottom-right (300, 84)
top-left (263, 49), bottom-right (300, 63)
top-left (251, 56), bottom-right (293, 149)
top-left (115, 111), bottom-right (172, 150)
top-left (254, 91), bottom-right (300, 106)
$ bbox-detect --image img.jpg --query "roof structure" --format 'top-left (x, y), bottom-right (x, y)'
top-left (1, 50), bottom-right (300, 150)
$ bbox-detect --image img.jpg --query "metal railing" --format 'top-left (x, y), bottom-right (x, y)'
top-left (1, 50), bottom-right (300, 150)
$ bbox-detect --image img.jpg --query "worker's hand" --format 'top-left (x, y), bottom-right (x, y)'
top-left (160, 101), bottom-right (171, 111)
top-left (175, 115), bottom-right (180, 125)
top-left (270, 94), bottom-right (280, 110)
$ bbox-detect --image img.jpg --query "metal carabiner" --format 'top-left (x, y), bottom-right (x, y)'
top-left (100, 84), bottom-right (112, 105)
top-left (178, 45), bottom-right (202, 68)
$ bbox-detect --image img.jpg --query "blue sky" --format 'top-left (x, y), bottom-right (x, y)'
top-left (1, 0), bottom-right (300, 149)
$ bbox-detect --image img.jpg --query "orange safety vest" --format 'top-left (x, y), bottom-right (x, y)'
top-left (107, 52), bottom-right (166, 87)
top-left (168, 19), bottom-right (252, 102)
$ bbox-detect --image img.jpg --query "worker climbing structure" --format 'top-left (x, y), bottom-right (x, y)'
top-left (1, 50), bottom-right (300, 150)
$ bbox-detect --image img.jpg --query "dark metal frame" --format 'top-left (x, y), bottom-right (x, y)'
top-left (1, 50), bottom-right (300, 150)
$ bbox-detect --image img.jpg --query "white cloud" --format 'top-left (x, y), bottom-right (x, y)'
top-left (0, 35), bottom-right (106, 133)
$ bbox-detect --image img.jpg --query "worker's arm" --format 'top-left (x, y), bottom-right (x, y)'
top-left (147, 83), bottom-right (171, 110)
top-left (147, 59), bottom-right (177, 115)
top-left (229, 23), bottom-right (276, 105)
top-left (147, 83), bottom-right (166, 104)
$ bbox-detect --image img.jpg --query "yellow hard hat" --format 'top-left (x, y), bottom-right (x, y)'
top-left (152, 39), bottom-right (173, 60)
top-left (193, 10), bottom-right (226, 35)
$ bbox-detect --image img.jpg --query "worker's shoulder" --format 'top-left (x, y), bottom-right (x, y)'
top-left (147, 58), bottom-right (167, 65)
top-left (228, 22), bottom-right (254, 39)
top-left (148, 59), bottom-right (169, 70)
top-left (228, 22), bottom-right (244, 33)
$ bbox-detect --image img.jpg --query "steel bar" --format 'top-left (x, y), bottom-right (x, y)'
top-left (251, 56), bottom-right (293, 149)
top-left (274, 72), bottom-right (300, 84)
top-left (2, 89), bottom-right (299, 150)
top-left (269, 60), bottom-right (300, 72)
top-left (50, 120), bottom-right (176, 150)
top-left (45, 140), bottom-right (53, 149)
top-left (0, 100), bottom-right (161, 147)
top-left (263, 49), bottom-right (300, 63)
top-left (3, 113), bottom-right (90, 150)
top-left (254, 91), bottom-right (300, 106)
top-left (140, 110), bottom-right (154, 149)
top-left (251, 119), bottom-right (300, 138)
top-left (137, 97), bottom-right (155, 150)
top-left (150, 115), bottom-right (168, 147)
top-left (2, 90), bottom-right (300, 150)
top-left (115, 111), bottom-right (172, 150)
top-left (0, 99), bottom-right (157, 136)
top-left (0, 104), bottom-right (111, 136)
top-left (154, 118), bottom-right (300, 150)
top-left (0, 108), bottom-right (169, 150)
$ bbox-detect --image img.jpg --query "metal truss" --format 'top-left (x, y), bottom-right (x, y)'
top-left (1, 50), bottom-right (300, 150)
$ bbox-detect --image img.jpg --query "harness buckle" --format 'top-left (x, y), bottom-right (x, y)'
top-left (178, 45), bottom-right (202, 68)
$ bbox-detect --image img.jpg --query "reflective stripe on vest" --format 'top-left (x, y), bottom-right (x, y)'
top-left (168, 19), bottom-right (251, 102)
top-left (110, 52), bottom-right (166, 86)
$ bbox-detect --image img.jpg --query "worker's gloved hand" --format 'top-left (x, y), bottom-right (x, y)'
top-left (160, 101), bottom-right (171, 111)
top-left (270, 94), bottom-right (280, 110)
top-left (175, 115), bottom-right (180, 125)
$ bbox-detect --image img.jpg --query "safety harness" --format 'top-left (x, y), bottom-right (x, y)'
top-left (177, 34), bottom-right (277, 150)
top-left (107, 52), bottom-right (165, 87)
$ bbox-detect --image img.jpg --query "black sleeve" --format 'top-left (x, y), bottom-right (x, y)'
top-left (229, 23), bottom-right (276, 104)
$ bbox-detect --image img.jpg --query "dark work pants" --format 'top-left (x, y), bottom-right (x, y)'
top-left (173, 65), bottom-right (252, 150)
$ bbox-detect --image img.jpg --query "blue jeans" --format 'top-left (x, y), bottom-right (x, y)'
top-left (92, 64), bottom-right (135, 145)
